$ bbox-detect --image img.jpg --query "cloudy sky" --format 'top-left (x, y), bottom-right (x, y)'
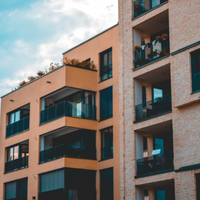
top-left (0, 0), bottom-right (118, 97)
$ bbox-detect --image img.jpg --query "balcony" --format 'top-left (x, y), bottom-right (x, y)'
top-left (135, 93), bottom-right (171, 122)
top-left (137, 151), bottom-right (173, 177)
top-left (133, 0), bottom-right (168, 19)
top-left (134, 36), bottom-right (170, 69)
top-left (41, 87), bottom-right (96, 125)
top-left (6, 116), bottom-right (29, 138)
top-left (40, 143), bottom-right (96, 163)
top-left (40, 127), bottom-right (96, 164)
top-left (5, 156), bottom-right (29, 173)
top-left (40, 101), bottom-right (96, 124)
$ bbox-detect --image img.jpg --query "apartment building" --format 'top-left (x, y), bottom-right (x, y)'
top-left (1, 0), bottom-right (200, 200)
top-left (118, 0), bottom-right (200, 199)
top-left (0, 25), bottom-right (120, 200)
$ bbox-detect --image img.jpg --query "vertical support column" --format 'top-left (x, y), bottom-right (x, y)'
top-left (149, 189), bottom-right (155, 200)
top-left (136, 187), bottom-right (144, 200)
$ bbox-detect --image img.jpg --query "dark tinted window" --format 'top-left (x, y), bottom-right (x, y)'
top-left (191, 49), bottom-right (200, 92)
top-left (101, 127), bottom-right (113, 160)
top-left (100, 86), bottom-right (113, 120)
top-left (100, 168), bottom-right (113, 200)
top-left (100, 48), bottom-right (112, 81)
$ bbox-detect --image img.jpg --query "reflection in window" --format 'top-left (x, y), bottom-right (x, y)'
top-left (100, 48), bottom-right (112, 81)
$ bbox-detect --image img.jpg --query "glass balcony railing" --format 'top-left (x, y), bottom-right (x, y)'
top-left (135, 93), bottom-right (171, 122)
top-left (133, 0), bottom-right (168, 18)
top-left (39, 189), bottom-right (63, 200)
top-left (6, 117), bottom-right (29, 138)
top-left (101, 147), bottom-right (113, 160)
top-left (5, 156), bottom-right (29, 173)
top-left (134, 37), bottom-right (170, 69)
top-left (136, 151), bottom-right (174, 176)
top-left (40, 143), bottom-right (96, 163)
top-left (40, 101), bottom-right (96, 124)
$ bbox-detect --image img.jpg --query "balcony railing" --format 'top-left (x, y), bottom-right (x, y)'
top-left (6, 116), bottom-right (29, 138)
top-left (40, 143), bottom-right (96, 163)
top-left (137, 151), bottom-right (174, 176)
top-left (39, 189), bottom-right (63, 200)
top-left (5, 156), bottom-right (29, 173)
top-left (133, 0), bottom-right (168, 18)
top-left (192, 71), bottom-right (200, 92)
top-left (135, 93), bottom-right (171, 122)
top-left (101, 147), bottom-right (113, 160)
top-left (40, 101), bottom-right (96, 124)
top-left (134, 38), bottom-right (170, 69)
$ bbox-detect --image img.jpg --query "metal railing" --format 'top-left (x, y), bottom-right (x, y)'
top-left (135, 93), bottom-right (171, 121)
top-left (40, 143), bottom-right (96, 163)
top-left (133, 0), bottom-right (168, 18)
top-left (5, 156), bottom-right (29, 173)
top-left (40, 101), bottom-right (96, 124)
top-left (134, 38), bottom-right (170, 69)
top-left (101, 147), bottom-right (113, 160)
top-left (137, 151), bottom-right (174, 176)
top-left (6, 116), bottom-right (29, 138)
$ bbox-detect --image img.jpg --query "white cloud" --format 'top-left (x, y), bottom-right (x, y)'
top-left (0, 0), bottom-right (118, 97)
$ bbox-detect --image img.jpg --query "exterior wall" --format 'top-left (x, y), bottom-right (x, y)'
top-left (119, 0), bottom-right (200, 200)
top-left (63, 24), bottom-right (120, 200)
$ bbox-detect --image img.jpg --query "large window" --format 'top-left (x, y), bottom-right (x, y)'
top-left (100, 48), bottom-right (112, 81)
top-left (100, 86), bottom-right (113, 121)
top-left (101, 127), bottom-right (113, 160)
top-left (100, 168), bottom-right (113, 200)
top-left (191, 49), bottom-right (200, 92)
top-left (5, 178), bottom-right (27, 200)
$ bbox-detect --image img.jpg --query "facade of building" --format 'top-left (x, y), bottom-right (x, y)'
top-left (1, 0), bottom-right (200, 200)
top-left (118, 0), bottom-right (200, 199)
top-left (0, 25), bottom-right (120, 200)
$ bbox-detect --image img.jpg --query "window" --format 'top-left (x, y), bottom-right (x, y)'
top-left (40, 170), bottom-right (65, 193)
top-left (196, 173), bottom-right (200, 200)
top-left (143, 136), bottom-right (147, 152)
top-left (5, 178), bottom-right (27, 200)
top-left (8, 104), bottom-right (30, 125)
top-left (101, 127), bottom-right (113, 160)
top-left (100, 168), bottom-right (113, 200)
top-left (100, 86), bottom-right (113, 121)
top-left (191, 49), bottom-right (200, 92)
top-left (7, 143), bottom-right (29, 162)
top-left (100, 48), bottom-right (112, 81)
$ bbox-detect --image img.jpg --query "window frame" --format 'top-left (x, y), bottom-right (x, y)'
top-left (100, 48), bottom-right (113, 82)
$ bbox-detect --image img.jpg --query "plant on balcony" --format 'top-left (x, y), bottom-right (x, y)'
top-left (28, 76), bottom-right (36, 81)
top-left (158, 47), bottom-right (170, 57)
top-left (156, 36), bottom-right (162, 42)
top-left (37, 71), bottom-right (46, 77)
top-left (134, 45), bottom-right (141, 52)
top-left (147, 50), bottom-right (159, 60)
top-left (19, 80), bottom-right (28, 86)
top-left (161, 34), bottom-right (169, 41)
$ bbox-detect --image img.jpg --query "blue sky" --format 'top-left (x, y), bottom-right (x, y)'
top-left (0, 0), bottom-right (118, 97)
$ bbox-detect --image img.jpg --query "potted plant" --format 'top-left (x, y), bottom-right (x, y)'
top-left (161, 33), bottom-right (168, 41)
top-left (156, 36), bottom-right (162, 42)
top-left (147, 50), bottom-right (158, 60)
top-left (134, 45), bottom-right (141, 52)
